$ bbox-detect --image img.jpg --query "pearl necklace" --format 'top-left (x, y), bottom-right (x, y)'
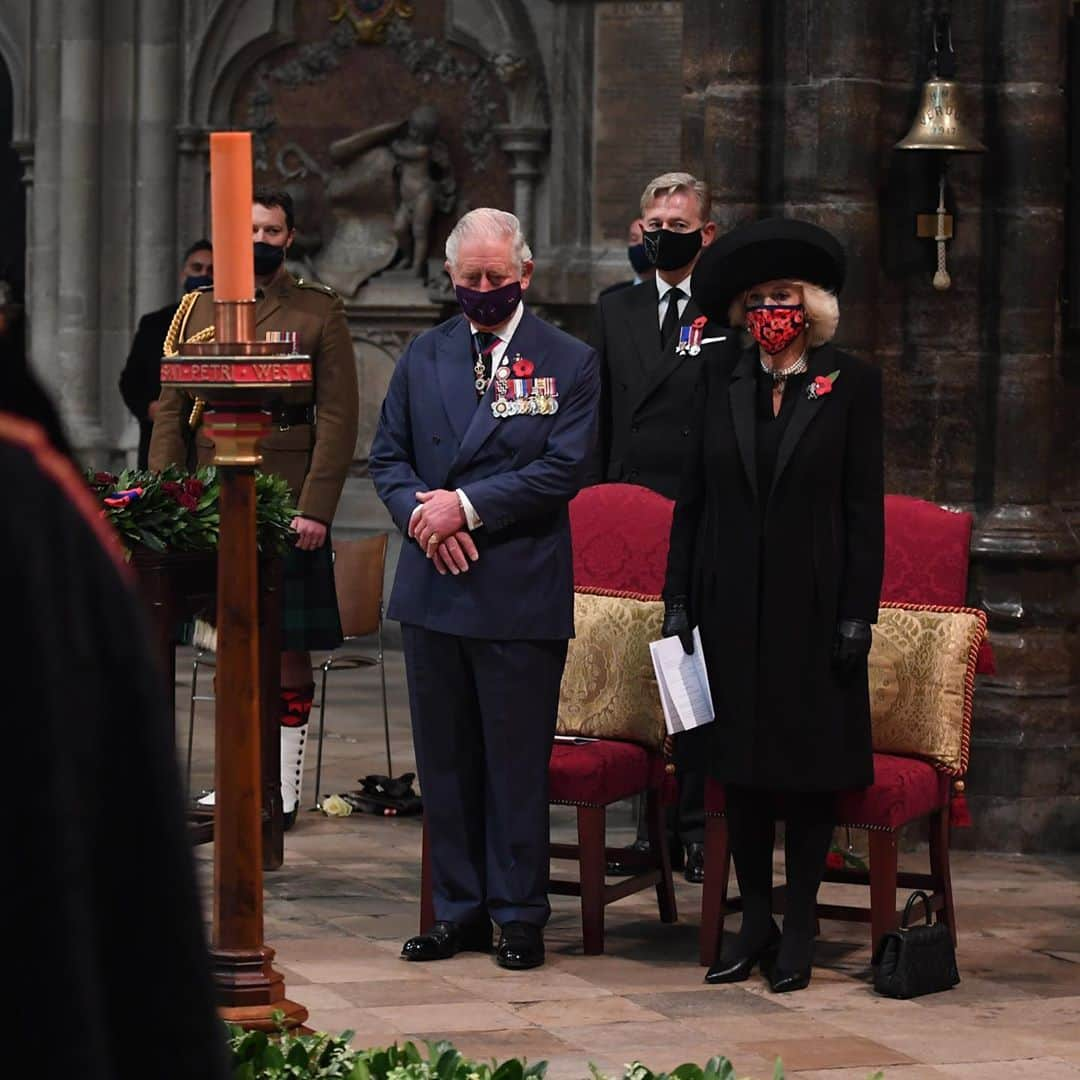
top-left (760, 352), bottom-right (808, 387)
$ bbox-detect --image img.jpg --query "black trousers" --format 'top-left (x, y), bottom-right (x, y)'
top-left (402, 625), bottom-right (568, 928)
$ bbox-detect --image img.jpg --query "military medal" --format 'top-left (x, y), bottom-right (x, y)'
top-left (491, 355), bottom-right (557, 418)
top-left (676, 316), bottom-right (707, 356)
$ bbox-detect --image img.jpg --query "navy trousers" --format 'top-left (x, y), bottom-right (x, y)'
top-left (402, 625), bottom-right (568, 928)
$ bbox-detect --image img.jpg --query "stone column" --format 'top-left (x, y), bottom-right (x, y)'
top-left (55, 0), bottom-right (105, 451)
top-left (494, 124), bottom-right (548, 243)
top-left (967, 0), bottom-right (1079, 851)
top-left (176, 125), bottom-right (210, 262)
top-left (681, 0), bottom-right (765, 229)
top-left (133, 0), bottom-right (180, 315)
top-left (27, 0), bottom-right (61, 395)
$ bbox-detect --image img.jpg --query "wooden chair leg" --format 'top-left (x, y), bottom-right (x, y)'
top-left (699, 813), bottom-right (729, 966)
top-left (419, 815), bottom-right (435, 933)
top-left (868, 829), bottom-right (900, 947)
top-left (577, 805), bottom-right (606, 955)
top-left (928, 806), bottom-right (957, 945)
top-left (645, 787), bottom-right (677, 924)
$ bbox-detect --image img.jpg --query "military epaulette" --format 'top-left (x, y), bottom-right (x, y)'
top-left (295, 278), bottom-right (338, 298)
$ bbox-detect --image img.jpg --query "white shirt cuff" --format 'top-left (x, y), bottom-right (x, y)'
top-left (456, 488), bottom-right (482, 530)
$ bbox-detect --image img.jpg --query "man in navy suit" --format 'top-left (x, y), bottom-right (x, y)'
top-left (370, 208), bottom-right (599, 970)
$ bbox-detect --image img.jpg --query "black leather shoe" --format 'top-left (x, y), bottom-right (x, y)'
top-left (684, 841), bottom-right (705, 884)
top-left (401, 920), bottom-right (492, 962)
top-left (496, 921), bottom-right (545, 970)
top-left (768, 965), bottom-right (813, 993)
top-left (704, 922), bottom-right (781, 985)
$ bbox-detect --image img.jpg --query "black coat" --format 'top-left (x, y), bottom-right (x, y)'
top-left (664, 342), bottom-right (885, 792)
top-left (119, 303), bottom-right (176, 469)
top-left (5, 421), bottom-right (229, 1079)
top-left (590, 280), bottom-right (728, 499)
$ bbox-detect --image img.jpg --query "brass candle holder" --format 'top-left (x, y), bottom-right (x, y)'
top-left (161, 297), bottom-right (312, 1032)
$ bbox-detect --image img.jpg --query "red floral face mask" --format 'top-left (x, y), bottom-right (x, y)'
top-left (744, 304), bottom-right (806, 355)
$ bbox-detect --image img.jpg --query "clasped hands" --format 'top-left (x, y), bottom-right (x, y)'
top-left (409, 489), bottom-right (479, 576)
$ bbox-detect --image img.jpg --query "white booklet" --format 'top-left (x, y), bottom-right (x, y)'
top-left (649, 627), bottom-right (715, 735)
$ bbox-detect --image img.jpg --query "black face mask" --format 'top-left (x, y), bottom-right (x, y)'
top-left (642, 228), bottom-right (703, 272)
top-left (253, 241), bottom-right (286, 276)
top-left (627, 243), bottom-right (653, 275)
top-left (182, 274), bottom-right (213, 293)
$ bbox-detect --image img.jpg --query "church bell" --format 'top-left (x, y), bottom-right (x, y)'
top-left (895, 76), bottom-right (986, 154)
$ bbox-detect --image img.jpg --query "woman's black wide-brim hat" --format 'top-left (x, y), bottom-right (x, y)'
top-left (691, 218), bottom-right (845, 323)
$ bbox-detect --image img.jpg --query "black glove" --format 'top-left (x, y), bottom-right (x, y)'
top-left (833, 618), bottom-right (872, 677)
top-left (662, 597), bottom-right (694, 655)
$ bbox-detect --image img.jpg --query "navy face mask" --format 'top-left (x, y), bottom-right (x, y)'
top-left (454, 280), bottom-right (522, 328)
top-left (183, 274), bottom-right (213, 293)
top-left (627, 243), bottom-right (653, 275)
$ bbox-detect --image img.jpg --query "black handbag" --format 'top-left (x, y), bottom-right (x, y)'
top-left (872, 890), bottom-right (960, 998)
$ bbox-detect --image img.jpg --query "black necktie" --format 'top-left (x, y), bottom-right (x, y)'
top-left (474, 331), bottom-right (498, 398)
top-left (660, 287), bottom-right (684, 351)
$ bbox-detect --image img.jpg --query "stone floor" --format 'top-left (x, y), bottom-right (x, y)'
top-left (178, 646), bottom-right (1080, 1080)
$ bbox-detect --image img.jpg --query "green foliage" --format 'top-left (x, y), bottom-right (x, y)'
top-left (88, 465), bottom-right (296, 556)
top-left (226, 1021), bottom-right (885, 1080)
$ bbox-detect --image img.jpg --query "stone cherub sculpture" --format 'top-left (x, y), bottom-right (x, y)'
top-left (293, 104), bottom-right (457, 296)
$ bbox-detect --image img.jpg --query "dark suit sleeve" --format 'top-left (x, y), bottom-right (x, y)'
top-left (583, 300), bottom-right (610, 486)
top-left (118, 313), bottom-right (165, 424)
top-left (839, 362), bottom-right (885, 622)
top-left (369, 338), bottom-right (429, 534)
top-left (662, 360), bottom-right (709, 605)
top-left (461, 347), bottom-right (600, 532)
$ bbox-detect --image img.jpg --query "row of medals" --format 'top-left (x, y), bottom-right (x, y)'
top-left (476, 353), bottom-right (560, 418)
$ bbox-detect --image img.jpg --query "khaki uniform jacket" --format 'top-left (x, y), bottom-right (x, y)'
top-left (148, 268), bottom-right (359, 524)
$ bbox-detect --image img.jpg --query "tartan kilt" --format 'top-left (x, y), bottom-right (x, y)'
top-left (282, 536), bottom-right (343, 652)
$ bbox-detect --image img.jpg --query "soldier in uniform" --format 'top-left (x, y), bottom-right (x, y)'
top-left (149, 189), bottom-right (360, 828)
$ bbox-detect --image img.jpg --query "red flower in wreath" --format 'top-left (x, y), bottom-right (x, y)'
top-left (512, 357), bottom-right (534, 378)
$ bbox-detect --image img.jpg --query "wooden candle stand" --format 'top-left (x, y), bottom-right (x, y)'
top-left (162, 297), bottom-right (311, 1031)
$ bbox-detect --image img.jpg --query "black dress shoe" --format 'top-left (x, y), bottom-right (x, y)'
top-left (496, 921), bottom-right (545, 970)
top-left (768, 965), bottom-right (812, 993)
top-left (704, 922), bottom-right (781, 985)
top-left (401, 920), bottom-right (492, 961)
top-left (683, 841), bottom-right (705, 884)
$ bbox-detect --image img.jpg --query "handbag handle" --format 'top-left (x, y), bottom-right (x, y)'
top-left (901, 889), bottom-right (933, 928)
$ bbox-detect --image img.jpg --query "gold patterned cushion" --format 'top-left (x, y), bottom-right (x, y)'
top-left (557, 590), bottom-right (666, 750)
top-left (869, 602), bottom-right (987, 775)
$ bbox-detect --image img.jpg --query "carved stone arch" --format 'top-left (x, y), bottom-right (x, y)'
top-left (185, 0), bottom-right (297, 129)
top-left (0, 6), bottom-right (30, 145)
top-left (445, 0), bottom-right (550, 239)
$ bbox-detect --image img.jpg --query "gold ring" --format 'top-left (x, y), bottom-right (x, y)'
top-left (427, 532), bottom-right (440, 547)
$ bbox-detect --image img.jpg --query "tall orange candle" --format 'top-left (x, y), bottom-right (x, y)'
top-left (210, 132), bottom-right (255, 303)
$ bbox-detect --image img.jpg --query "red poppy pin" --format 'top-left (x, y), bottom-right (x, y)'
top-left (691, 315), bottom-right (708, 329)
top-left (807, 370), bottom-right (840, 400)
top-left (512, 357), bottom-right (535, 378)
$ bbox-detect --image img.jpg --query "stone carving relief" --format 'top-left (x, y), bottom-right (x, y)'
top-left (276, 105), bottom-right (457, 296)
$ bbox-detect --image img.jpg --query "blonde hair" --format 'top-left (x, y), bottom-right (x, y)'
top-left (640, 171), bottom-right (711, 221)
top-left (445, 208), bottom-right (533, 273)
top-left (728, 280), bottom-right (839, 347)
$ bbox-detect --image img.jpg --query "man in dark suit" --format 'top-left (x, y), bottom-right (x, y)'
top-left (591, 171), bottom-right (720, 882)
top-left (119, 239), bottom-right (212, 468)
top-left (370, 207), bottom-right (599, 970)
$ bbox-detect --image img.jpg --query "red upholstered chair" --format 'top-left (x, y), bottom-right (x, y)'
top-left (699, 494), bottom-right (993, 965)
top-left (420, 483), bottom-right (678, 954)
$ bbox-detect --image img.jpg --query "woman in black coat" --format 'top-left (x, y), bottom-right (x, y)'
top-left (662, 219), bottom-right (884, 992)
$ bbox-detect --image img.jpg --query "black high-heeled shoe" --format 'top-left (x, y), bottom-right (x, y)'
top-left (767, 964), bottom-right (812, 993)
top-left (704, 922), bottom-right (781, 984)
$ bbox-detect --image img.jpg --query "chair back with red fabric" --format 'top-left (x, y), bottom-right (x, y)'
top-left (569, 483), bottom-right (674, 596)
top-left (883, 494), bottom-right (993, 673)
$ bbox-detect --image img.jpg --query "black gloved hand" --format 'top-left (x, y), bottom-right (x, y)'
top-left (833, 618), bottom-right (872, 677)
top-left (662, 596), bottom-right (694, 655)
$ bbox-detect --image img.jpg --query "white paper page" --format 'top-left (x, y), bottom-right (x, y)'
top-left (649, 628), bottom-right (715, 735)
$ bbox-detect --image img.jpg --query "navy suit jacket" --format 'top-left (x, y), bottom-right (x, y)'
top-left (370, 308), bottom-right (600, 640)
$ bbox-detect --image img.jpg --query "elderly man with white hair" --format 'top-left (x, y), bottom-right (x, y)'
top-left (370, 207), bottom-right (600, 970)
